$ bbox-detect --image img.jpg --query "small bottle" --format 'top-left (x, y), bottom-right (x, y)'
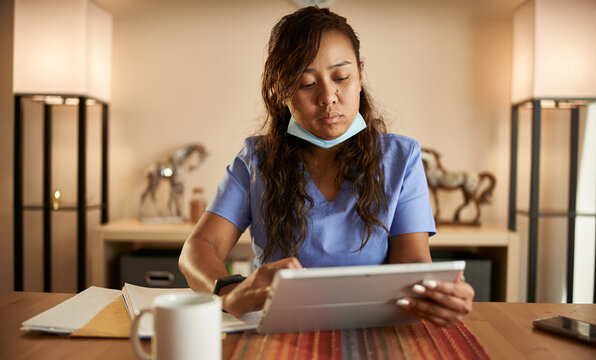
top-left (189, 187), bottom-right (206, 223)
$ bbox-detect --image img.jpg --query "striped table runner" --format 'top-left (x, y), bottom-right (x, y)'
top-left (230, 320), bottom-right (491, 360)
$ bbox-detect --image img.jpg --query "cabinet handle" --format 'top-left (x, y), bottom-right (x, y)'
top-left (144, 271), bottom-right (175, 286)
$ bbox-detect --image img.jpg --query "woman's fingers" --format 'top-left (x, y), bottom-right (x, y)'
top-left (222, 257), bottom-right (304, 316)
top-left (250, 257), bottom-right (303, 287)
top-left (420, 280), bottom-right (473, 309)
top-left (398, 298), bottom-right (455, 327)
top-left (269, 257), bottom-right (303, 271)
top-left (408, 297), bottom-right (465, 324)
top-left (411, 281), bottom-right (473, 314)
top-left (397, 279), bottom-right (475, 327)
top-left (419, 278), bottom-right (474, 300)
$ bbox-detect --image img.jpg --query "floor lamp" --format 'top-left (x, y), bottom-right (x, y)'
top-left (13, 0), bottom-right (112, 292)
top-left (508, 0), bottom-right (596, 303)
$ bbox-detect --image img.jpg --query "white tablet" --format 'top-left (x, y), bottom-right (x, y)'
top-left (257, 261), bottom-right (465, 334)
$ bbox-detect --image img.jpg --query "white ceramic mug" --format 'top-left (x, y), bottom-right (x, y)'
top-left (131, 292), bottom-right (221, 360)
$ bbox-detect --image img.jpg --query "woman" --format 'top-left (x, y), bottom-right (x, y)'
top-left (179, 6), bottom-right (474, 327)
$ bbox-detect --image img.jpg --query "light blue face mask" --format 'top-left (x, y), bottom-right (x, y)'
top-left (287, 112), bottom-right (367, 149)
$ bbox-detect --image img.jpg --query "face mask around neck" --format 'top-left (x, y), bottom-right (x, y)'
top-left (286, 112), bottom-right (367, 149)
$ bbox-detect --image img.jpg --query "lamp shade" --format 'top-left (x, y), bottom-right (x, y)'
top-left (511, 0), bottom-right (596, 104)
top-left (13, 0), bottom-right (112, 102)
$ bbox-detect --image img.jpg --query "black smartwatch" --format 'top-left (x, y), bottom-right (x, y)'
top-left (213, 274), bottom-right (246, 295)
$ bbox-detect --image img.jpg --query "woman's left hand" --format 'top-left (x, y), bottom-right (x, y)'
top-left (396, 273), bottom-right (475, 327)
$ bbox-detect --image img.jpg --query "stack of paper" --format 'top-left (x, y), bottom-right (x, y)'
top-left (21, 284), bottom-right (261, 338)
top-left (21, 287), bottom-right (121, 334)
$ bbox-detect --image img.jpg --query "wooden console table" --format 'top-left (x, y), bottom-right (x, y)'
top-left (91, 219), bottom-right (521, 301)
top-left (90, 218), bottom-right (252, 288)
top-left (431, 223), bottom-right (522, 302)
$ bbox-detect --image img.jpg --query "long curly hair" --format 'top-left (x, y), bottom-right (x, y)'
top-left (256, 6), bottom-right (388, 263)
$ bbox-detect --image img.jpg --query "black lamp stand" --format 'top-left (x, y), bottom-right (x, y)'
top-left (508, 98), bottom-right (596, 303)
top-left (13, 94), bottom-right (109, 292)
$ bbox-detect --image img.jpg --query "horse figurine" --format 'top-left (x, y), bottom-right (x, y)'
top-left (420, 148), bottom-right (496, 225)
top-left (139, 143), bottom-right (208, 221)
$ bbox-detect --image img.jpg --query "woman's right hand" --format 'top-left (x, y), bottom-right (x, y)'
top-left (218, 257), bottom-right (303, 317)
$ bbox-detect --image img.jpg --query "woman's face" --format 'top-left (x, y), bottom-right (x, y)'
top-left (286, 31), bottom-right (363, 141)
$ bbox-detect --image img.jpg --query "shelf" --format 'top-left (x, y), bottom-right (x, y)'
top-left (95, 218), bottom-right (251, 244)
top-left (22, 204), bottom-right (105, 212)
top-left (515, 209), bottom-right (596, 217)
top-left (432, 223), bottom-right (515, 247)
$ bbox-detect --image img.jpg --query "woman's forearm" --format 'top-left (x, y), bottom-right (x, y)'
top-left (179, 236), bottom-right (231, 293)
top-left (178, 212), bottom-right (242, 293)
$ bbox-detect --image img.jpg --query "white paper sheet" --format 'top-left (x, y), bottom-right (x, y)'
top-left (21, 286), bottom-right (121, 334)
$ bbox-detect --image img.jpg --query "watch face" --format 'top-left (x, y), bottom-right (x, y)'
top-left (292, 0), bottom-right (336, 8)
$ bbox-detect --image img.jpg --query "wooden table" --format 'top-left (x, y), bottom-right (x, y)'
top-left (2, 291), bottom-right (594, 359)
top-left (465, 302), bottom-right (595, 358)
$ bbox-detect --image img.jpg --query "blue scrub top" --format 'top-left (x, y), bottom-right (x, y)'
top-left (207, 133), bottom-right (436, 268)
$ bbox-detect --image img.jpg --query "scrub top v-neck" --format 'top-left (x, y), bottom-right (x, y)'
top-left (206, 134), bottom-right (436, 269)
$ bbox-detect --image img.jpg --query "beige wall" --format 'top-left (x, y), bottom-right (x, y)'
top-left (2, 0), bottom-right (522, 294)
top-left (108, 0), bottom-right (513, 224)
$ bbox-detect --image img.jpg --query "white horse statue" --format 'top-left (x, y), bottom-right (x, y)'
top-left (139, 143), bottom-right (208, 221)
top-left (420, 148), bottom-right (496, 225)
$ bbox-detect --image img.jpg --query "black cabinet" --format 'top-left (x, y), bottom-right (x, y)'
top-left (120, 249), bottom-right (189, 289)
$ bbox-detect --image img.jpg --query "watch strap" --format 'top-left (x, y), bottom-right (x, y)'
top-left (213, 274), bottom-right (246, 295)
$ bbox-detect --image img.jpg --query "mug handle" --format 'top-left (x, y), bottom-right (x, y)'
top-left (131, 308), bottom-right (152, 360)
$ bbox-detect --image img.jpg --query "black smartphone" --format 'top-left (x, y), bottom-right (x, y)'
top-left (533, 315), bottom-right (596, 345)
